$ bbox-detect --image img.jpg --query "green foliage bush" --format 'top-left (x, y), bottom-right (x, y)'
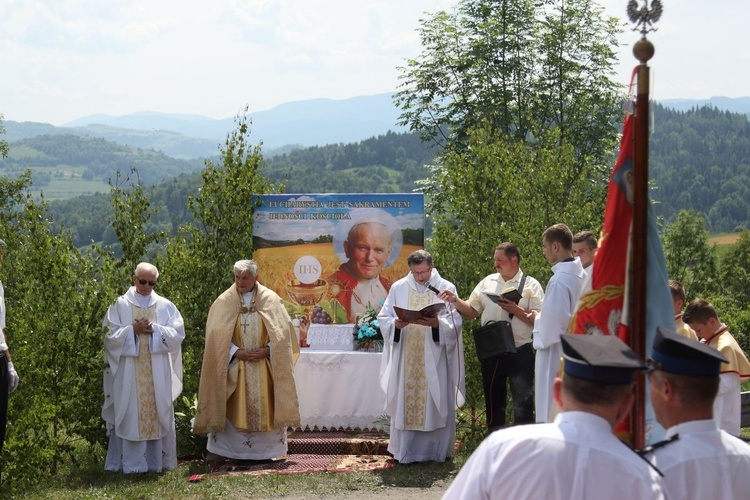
top-left (0, 109), bottom-right (277, 492)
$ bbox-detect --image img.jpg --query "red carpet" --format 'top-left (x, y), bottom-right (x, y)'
top-left (188, 454), bottom-right (394, 482)
top-left (187, 430), bottom-right (393, 482)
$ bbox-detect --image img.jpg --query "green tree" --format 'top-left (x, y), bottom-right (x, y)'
top-left (422, 125), bottom-right (605, 441)
top-left (1, 173), bottom-right (116, 491)
top-left (0, 114), bottom-right (9, 159)
top-left (713, 231), bottom-right (750, 353)
top-left (533, 0), bottom-right (622, 165)
top-left (395, 0), bottom-right (538, 148)
top-left (395, 0), bottom-right (621, 164)
top-left (108, 167), bottom-right (164, 268)
top-left (661, 209), bottom-right (717, 298)
top-left (718, 230), bottom-right (750, 307)
top-left (397, 0), bottom-right (621, 438)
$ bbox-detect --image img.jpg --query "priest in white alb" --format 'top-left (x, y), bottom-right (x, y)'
top-left (378, 250), bottom-right (464, 463)
top-left (102, 262), bottom-right (185, 473)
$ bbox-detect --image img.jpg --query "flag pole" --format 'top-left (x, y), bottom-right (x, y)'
top-left (628, 0), bottom-right (661, 449)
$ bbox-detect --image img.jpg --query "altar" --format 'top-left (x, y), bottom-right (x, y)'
top-left (294, 324), bottom-right (387, 431)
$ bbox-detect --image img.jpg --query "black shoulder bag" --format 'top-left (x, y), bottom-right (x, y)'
top-left (472, 274), bottom-right (526, 361)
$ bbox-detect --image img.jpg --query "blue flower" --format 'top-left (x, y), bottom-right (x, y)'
top-left (353, 306), bottom-right (383, 349)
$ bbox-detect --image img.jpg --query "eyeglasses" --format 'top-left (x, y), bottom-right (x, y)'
top-left (411, 268), bottom-right (432, 277)
top-left (136, 277), bottom-right (157, 287)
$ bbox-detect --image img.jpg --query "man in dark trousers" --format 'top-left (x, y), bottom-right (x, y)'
top-left (439, 242), bottom-right (544, 431)
top-left (0, 239), bottom-right (20, 483)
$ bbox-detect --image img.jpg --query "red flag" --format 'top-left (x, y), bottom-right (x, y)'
top-left (570, 113), bottom-right (633, 343)
top-left (569, 112), bottom-right (635, 438)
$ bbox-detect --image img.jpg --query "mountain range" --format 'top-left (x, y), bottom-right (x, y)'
top-left (4, 93), bottom-right (406, 158)
top-left (5, 93), bottom-right (748, 160)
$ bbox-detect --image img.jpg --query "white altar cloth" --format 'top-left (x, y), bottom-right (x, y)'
top-left (293, 350), bottom-right (387, 431)
top-left (306, 324), bottom-right (354, 351)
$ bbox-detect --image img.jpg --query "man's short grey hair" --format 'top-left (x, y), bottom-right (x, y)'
top-left (234, 259), bottom-right (259, 277)
top-left (134, 262), bottom-right (159, 279)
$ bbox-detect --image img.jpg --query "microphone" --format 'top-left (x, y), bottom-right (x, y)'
top-left (425, 281), bottom-right (441, 294)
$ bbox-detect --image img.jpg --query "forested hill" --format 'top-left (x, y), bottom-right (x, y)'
top-left (0, 134), bottom-right (205, 188)
top-left (33, 105), bottom-right (750, 246)
top-left (261, 130), bottom-right (438, 193)
top-left (650, 103), bottom-right (750, 232)
top-left (48, 131), bottom-right (438, 247)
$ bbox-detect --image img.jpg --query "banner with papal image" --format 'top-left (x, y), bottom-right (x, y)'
top-left (252, 193), bottom-right (424, 332)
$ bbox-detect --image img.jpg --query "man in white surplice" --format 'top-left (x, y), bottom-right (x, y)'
top-left (378, 250), bottom-right (464, 463)
top-left (533, 224), bottom-right (585, 423)
top-left (102, 262), bottom-right (185, 473)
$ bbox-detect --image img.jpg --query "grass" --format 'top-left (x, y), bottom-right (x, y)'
top-left (12, 455), bottom-right (460, 499)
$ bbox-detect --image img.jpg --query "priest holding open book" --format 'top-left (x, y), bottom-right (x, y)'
top-left (378, 250), bottom-right (464, 463)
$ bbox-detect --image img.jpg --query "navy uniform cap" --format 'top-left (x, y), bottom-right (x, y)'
top-left (650, 325), bottom-right (727, 377)
top-left (561, 334), bottom-right (646, 384)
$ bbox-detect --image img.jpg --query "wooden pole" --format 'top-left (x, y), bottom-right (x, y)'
top-left (631, 36), bottom-right (655, 450)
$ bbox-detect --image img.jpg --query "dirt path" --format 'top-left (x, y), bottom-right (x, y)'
top-left (279, 481), bottom-right (451, 499)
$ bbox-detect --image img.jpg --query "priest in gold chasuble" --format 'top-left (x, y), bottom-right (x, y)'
top-left (102, 263), bottom-right (185, 473)
top-left (378, 250), bottom-right (464, 463)
top-left (194, 260), bottom-right (300, 460)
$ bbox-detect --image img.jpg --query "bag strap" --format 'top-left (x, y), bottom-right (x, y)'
top-left (517, 273), bottom-right (527, 295)
top-left (487, 273), bottom-right (527, 324)
top-left (507, 273), bottom-right (526, 321)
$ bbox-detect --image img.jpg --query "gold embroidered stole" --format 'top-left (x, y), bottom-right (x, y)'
top-left (226, 310), bottom-right (274, 432)
top-left (132, 303), bottom-right (159, 440)
top-left (403, 287), bottom-right (432, 430)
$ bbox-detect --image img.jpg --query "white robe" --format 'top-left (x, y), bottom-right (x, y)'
top-left (0, 280), bottom-right (7, 351)
top-left (102, 287), bottom-right (185, 473)
top-left (533, 258), bottom-right (585, 423)
top-left (647, 419), bottom-right (750, 499)
top-left (443, 412), bottom-right (664, 499)
top-left (715, 372), bottom-right (742, 436)
top-left (378, 269), bottom-right (464, 463)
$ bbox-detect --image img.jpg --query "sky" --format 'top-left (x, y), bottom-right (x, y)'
top-left (1, 0), bottom-right (747, 126)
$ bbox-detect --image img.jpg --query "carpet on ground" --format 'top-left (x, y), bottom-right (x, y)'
top-left (188, 430), bottom-right (393, 482)
top-left (187, 454), bottom-right (394, 482)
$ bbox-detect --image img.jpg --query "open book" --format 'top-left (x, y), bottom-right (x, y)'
top-left (393, 303), bottom-right (446, 322)
top-left (483, 286), bottom-right (523, 305)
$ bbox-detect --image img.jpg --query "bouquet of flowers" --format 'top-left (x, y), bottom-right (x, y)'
top-left (353, 306), bottom-right (383, 351)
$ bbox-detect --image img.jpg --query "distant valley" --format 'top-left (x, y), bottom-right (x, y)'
top-left (1, 94), bottom-right (748, 244)
top-left (4, 93), bottom-right (749, 161)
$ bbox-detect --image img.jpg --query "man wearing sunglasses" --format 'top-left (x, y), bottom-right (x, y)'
top-left (102, 262), bottom-right (185, 473)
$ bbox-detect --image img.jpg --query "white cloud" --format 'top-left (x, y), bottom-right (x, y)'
top-left (1, 0), bottom-right (746, 125)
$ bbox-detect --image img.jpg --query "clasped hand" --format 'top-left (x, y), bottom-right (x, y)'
top-left (235, 346), bottom-right (270, 362)
top-left (133, 318), bottom-right (153, 335)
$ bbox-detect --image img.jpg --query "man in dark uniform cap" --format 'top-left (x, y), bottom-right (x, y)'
top-left (643, 326), bottom-right (750, 498)
top-left (443, 334), bottom-right (663, 499)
